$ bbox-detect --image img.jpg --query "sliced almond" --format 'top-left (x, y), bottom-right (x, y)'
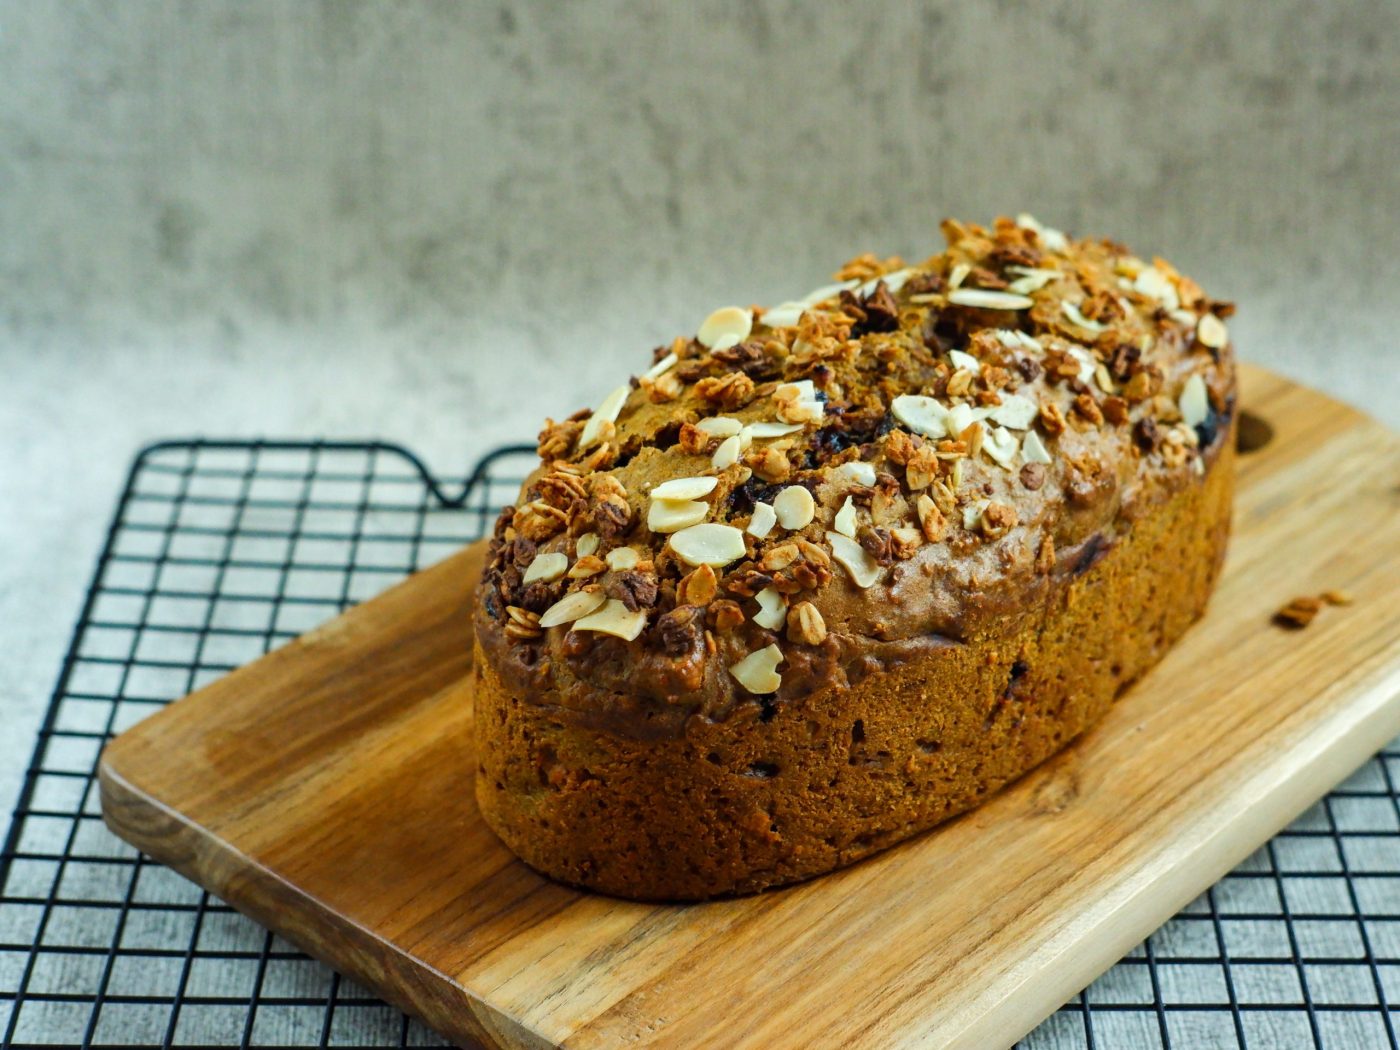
top-left (826, 531), bottom-right (884, 589)
top-left (712, 434), bottom-right (742, 470)
top-left (947, 288), bottom-right (1034, 311)
top-left (946, 402), bottom-right (976, 437)
top-left (990, 394), bottom-right (1039, 430)
top-left (644, 353), bottom-right (678, 380)
top-left (669, 522), bottom-right (748, 568)
top-left (774, 379), bottom-right (816, 402)
top-left (1021, 430), bottom-right (1053, 464)
top-left (1197, 313), bottom-right (1228, 349)
top-left (729, 644), bottom-right (783, 694)
top-left (962, 500), bottom-right (989, 530)
top-left (572, 598), bottom-right (647, 641)
top-left (760, 542), bottom-right (800, 570)
top-left (747, 421), bottom-right (805, 439)
top-left (802, 279), bottom-right (859, 304)
top-left (575, 532), bottom-right (600, 557)
top-left (948, 262), bottom-right (971, 289)
top-left (1015, 213), bottom-right (1069, 252)
top-left (834, 461), bottom-right (877, 486)
top-left (747, 501), bottom-right (777, 539)
top-left (948, 349), bottom-right (980, 372)
top-left (651, 476), bottom-right (718, 500)
top-left (753, 586), bottom-right (788, 630)
top-left (647, 498), bottom-right (710, 533)
top-left (1061, 301), bottom-right (1106, 334)
top-left (891, 394), bottom-right (949, 438)
top-left (1179, 373), bottom-right (1209, 429)
top-left (538, 588), bottom-right (607, 629)
top-left (521, 551), bottom-right (568, 585)
top-left (833, 496), bottom-right (858, 538)
top-left (1066, 346), bottom-right (1097, 385)
top-left (1006, 266), bottom-right (1059, 294)
top-left (983, 425), bottom-right (1020, 469)
top-left (779, 398), bottom-right (825, 424)
top-left (772, 485), bottom-right (816, 530)
top-left (697, 306), bottom-right (753, 349)
top-left (1134, 266), bottom-right (1180, 310)
top-left (578, 385), bottom-right (630, 449)
top-left (761, 301), bottom-right (809, 328)
top-left (856, 267), bottom-right (914, 296)
top-left (568, 554), bottom-right (606, 579)
top-left (605, 547), bottom-right (639, 571)
top-left (696, 416), bottom-right (743, 438)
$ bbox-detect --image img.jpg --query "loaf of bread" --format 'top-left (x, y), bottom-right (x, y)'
top-left (474, 215), bottom-right (1236, 900)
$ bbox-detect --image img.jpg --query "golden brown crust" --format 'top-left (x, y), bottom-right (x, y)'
top-left (473, 214), bottom-right (1238, 898)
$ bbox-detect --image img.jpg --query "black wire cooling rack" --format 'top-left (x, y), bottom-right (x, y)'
top-left (3, 439), bottom-right (1399, 1049)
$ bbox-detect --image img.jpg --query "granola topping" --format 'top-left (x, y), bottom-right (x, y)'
top-left (481, 213), bottom-right (1235, 716)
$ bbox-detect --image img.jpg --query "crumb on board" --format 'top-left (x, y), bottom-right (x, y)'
top-left (1274, 590), bottom-right (1353, 630)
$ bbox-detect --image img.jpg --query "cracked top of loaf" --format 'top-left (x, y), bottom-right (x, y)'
top-left (477, 214), bottom-right (1236, 733)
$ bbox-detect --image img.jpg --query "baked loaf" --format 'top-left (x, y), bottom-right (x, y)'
top-left (475, 214), bottom-right (1236, 900)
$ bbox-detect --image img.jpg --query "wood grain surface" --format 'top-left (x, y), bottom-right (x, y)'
top-left (99, 365), bottom-right (1400, 1050)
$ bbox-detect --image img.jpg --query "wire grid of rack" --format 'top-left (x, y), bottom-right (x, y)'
top-left (3, 439), bottom-right (1399, 1049)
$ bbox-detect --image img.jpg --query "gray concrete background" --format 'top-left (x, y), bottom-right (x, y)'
top-left (1, 0), bottom-right (1397, 965)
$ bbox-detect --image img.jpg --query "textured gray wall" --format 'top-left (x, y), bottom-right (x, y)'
top-left (2, 0), bottom-right (1398, 910)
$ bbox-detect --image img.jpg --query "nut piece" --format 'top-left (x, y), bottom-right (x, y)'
top-left (834, 461), bottom-right (878, 486)
top-left (980, 501), bottom-right (1018, 539)
top-left (568, 554), bottom-right (607, 579)
top-left (747, 421), bottom-right (805, 439)
top-left (647, 498), bottom-right (710, 533)
top-left (522, 552), bottom-right (568, 585)
top-left (748, 501), bottom-right (777, 539)
top-left (915, 493), bottom-right (946, 542)
top-left (1021, 430), bottom-right (1053, 464)
top-left (833, 496), bottom-right (858, 538)
top-left (669, 522), bottom-right (748, 568)
top-left (753, 586), bottom-right (788, 630)
top-left (946, 288), bottom-right (1034, 310)
top-left (729, 643), bottom-right (784, 694)
top-left (572, 598), bottom-right (647, 641)
top-left (579, 385), bottom-right (629, 450)
top-left (1197, 313), bottom-right (1228, 349)
top-left (990, 394), bottom-right (1038, 430)
top-left (983, 426), bottom-right (1019, 469)
top-left (760, 543), bottom-right (800, 571)
top-left (605, 547), bottom-right (639, 571)
top-left (643, 352), bottom-right (678, 380)
top-left (787, 601), bottom-right (827, 645)
top-left (575, 532), bottom-right (600, 557)
top-left (676, 564), bottom-right (718, 605)
top-left (696, 416), bottom-right (743, 438)
top-left (697, 306), bottom-right (753, 349)
top-left (826, 531), bottom-right (885, 589)
top-left (538, 588), bottom-right (607, 629)
top-left (746, 446), bottom-right (791, 483)
top-left (712, 434), bottom-right (742, 470)
top-left (773, 485), bottom-right (816, 530)
top-left (892, 394), bottom-right (949, 439)
top-left (651, 476), bottom-right (718, 501)
top-left (1178, 373), bottom-right (1209, 430)
top-left (504, 605), bottom-right (542, 640)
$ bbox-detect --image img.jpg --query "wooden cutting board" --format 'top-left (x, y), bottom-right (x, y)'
top-left (99, 365), bottom-right (1400, 1050)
